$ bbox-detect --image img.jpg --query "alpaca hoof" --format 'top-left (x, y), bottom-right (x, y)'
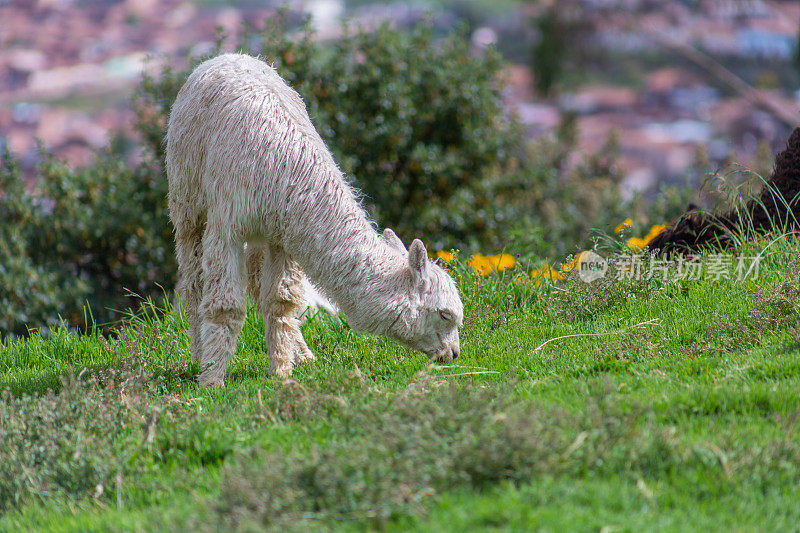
top-left (293, 345), bottom-right (317, 365)
top-left (270, 362), bottom-right (294, 378)
top-left (198, 372), bottom-right (225, 387)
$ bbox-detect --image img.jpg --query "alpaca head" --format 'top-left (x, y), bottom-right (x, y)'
top-left (380, 229), bottom-right (463, 361)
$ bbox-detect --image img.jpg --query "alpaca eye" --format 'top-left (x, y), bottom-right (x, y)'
top-left (439, 310), bottom-right (453, 322)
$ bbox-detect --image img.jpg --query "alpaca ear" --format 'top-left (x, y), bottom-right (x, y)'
top-left (408, 239), bottom-right (429, 288)
top-left (382, 228), bottom-right (407, 254)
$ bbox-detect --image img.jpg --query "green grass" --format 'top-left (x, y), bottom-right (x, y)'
top-left (2, 236), bottom-right (800, 531)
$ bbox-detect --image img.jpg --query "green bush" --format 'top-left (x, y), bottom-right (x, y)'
top-left (0, 144), bottom-right (173, 336)
top-left (530, 7), bottom-right (566, 97)
top-left (0, 147), bottom-right (88, 335)
top-left (500, 119), bottom-right (637, 260)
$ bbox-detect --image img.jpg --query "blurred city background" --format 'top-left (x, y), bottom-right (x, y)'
top-left (2, 0), bottom-right (798, 190)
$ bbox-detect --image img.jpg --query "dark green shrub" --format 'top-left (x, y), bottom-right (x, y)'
top-left (0, 147), bottom-right (89, 335)
top-left (530, 7), bottom-right (566, 96)
top-left (501, 119), bottom-right (637, 259)
top-left (0, 144), bottom-right (173, 336)
top-left (528, 2), bottom-right (597, 97)
top-left (304, 23), bottom-right (519, 249)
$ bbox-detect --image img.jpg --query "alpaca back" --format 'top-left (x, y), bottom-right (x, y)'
top-left (166, 53), bottom-right (375, 268)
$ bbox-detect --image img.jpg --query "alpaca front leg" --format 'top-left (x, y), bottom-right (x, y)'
top-left (258, 246), bottom-right (316, 377)
top-left (264, 314), bottom-right (299, 377)
top-left (197, 227), bottom-right (246, 387)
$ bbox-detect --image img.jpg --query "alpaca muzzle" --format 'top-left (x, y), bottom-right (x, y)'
top-left (448, 333), bottom-right (461, 360)
top-left (450, 347), bottom-right (461, 361)
top-left (431, 335), bottom-right (460, 361)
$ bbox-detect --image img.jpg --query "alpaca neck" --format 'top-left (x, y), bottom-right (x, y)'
top-left (282, 178), bottom-right (410, 333)
top-left (301, 230), bottom-right (409, 334)
top-left (329, 235), bottom-right (409, 332)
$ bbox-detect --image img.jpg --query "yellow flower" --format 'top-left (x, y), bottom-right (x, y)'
top-left (531, 264), bottom-right (565, 286)
top-left (627, 224), bottom-right (667, 251)
top-left (488, 253), bottom-right (516, 271)
top-left (435, 250), bottom-right (454, 262)
top-left (549, 270), bottom-right (566, 283)
top-left (644, 224), bottom-right (666, 243)
top-left (468, 252), bottom-right (515, 275)
top-left (560, 251), bottom-right (589, 273)
top-left (626, 237), bottom-right (648, 251)
top-left (614, 218), bottom-right (633, 234)
top-left (469, 254), bottom-right (494, 275)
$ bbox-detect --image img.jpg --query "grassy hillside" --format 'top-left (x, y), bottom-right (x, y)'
top-left (2, 236), bottom-right (800, 531)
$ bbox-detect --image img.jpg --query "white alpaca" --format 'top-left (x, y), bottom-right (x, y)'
top-left (166, 53), bottom-right (463, 386)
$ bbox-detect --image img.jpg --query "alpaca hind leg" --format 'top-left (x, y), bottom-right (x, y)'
top-left (245, 243), bottom-right (266, 305)
top-left (197, 225), bottom-right (246, 387)
top-left (174, 220), bottom-right (205, 362)
top-left (258, 245), bottom-right (316, 377)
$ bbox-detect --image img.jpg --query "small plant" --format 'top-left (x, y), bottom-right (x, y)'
top-left (213, 383), bottom-right (678, 528)
top-left (543, 265), bottom-right (661, 323)
top-left (0, 362), bottom-right (166, 510)
top-left (690, 261), bottom-right (800, 355)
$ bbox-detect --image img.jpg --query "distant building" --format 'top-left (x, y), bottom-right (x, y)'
top-left (736, 29), bottom-right (795, 59)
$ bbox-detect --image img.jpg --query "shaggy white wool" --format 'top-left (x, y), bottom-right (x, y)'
top-left (166, 53), bottom-right (463, 386)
